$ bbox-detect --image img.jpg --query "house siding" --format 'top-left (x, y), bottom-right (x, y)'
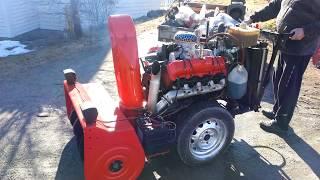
top-left (0, 1), bottom-right (10, 37)
top-left (33, 0), bottom-right (163, 31)
top-left (0, 0), bottom-right (38, 38)
top-left (80, 0), bottom-right (162, 30)
top-left (0, 0), bottom-right (164, 38)
top-left (34, 0), bottom-right (69, 31)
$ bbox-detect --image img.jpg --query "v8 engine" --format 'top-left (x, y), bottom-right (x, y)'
top-left (142, 31), bottom-right (238, 115)
top-left (155, 56), bottom-right (227, 113)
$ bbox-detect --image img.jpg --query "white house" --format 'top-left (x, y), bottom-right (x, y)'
top-left (0, 0), bottom-right (164, 38)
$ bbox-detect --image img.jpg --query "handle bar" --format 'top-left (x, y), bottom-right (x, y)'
top-left (260, 30), bottom-right (295, 42)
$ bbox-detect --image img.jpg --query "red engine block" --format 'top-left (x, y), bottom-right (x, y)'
top-left (165, 56), bottom-right (227, 82)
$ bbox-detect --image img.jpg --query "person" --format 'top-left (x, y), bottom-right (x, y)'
top-left (245, 0), bottom-right (320, 134)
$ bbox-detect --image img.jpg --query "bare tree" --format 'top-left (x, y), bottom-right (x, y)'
top-left (49, 0), bottom-right (116, 37)
top-left (70, 0), bottom-right (82, 38)
top-left (49, 0), bottom-right (82, 38)
top-left (80, 0), bottom-right (117, 27)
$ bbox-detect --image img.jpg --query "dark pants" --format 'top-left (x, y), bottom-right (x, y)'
top-left (272, 53), bottom-right (311, 129)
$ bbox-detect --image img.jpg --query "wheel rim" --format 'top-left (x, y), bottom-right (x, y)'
top-left (189, 118), bottom-right (228, 160)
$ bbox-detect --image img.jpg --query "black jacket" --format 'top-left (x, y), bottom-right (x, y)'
top-left (250, 0), bottom-right (320, 56)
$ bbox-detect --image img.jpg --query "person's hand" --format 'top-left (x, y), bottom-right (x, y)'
top-left (289, 28), bottom-right (305, 40)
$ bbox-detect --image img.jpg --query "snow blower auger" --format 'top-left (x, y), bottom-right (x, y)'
top-left (63, 15), bottom-right (146, 180)
top-left (62, 14), bottom-right (275, 179)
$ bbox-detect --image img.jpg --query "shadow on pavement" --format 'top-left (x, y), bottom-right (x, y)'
top-left (139, 150), bottom-right (226, 180)
top-left (54, 137), bottom-right (289, 180)
top-left (55, 137), bottom-right (84, 180)
top-left (139, 138), bottom-right (289, 180)
top-left (0, 107), bottom-right (37, 178)
top-left (225, 139), bottom-right (290, 180)
top-left (0, 29), bottom-right (110, 178)
top-left (281, 129), bottom-right (320, 177)
top-left (258, 64), bottom-right (320, 177)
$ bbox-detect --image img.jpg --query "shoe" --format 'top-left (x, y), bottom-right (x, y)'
top-left (262, 110), bottom-right (275, 120)
top-left (260, 119), bottom-right (288, 134)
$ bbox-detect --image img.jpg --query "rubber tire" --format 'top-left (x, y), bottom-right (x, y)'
top-left (73, 118), bottom-right (84, 161)
top-left (176, 101), bottom-right (234, 166)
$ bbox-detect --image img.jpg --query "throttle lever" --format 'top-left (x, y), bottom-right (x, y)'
top-left (260, 30), bottom-right (295, 41)
top-left (289, 32), bottom-right (295, 38)
top-left (280, 32), bottom-right (295, 40)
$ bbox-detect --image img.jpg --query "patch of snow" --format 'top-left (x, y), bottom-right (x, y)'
top-left (0, 40), bottom-right (32, 58)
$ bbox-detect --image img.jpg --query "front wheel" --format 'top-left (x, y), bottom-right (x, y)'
top-left (176, 102), bottom-right (234, 166)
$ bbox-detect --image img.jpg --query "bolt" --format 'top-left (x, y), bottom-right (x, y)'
top-left (109, 160), bottom-right (123, 173)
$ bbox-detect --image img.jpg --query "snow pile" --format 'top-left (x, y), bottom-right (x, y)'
top-left (0, 40), bottom-right (32, 58)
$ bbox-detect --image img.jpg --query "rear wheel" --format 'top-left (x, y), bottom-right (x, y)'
top-left (176, 101), bottom-right (234, 166)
